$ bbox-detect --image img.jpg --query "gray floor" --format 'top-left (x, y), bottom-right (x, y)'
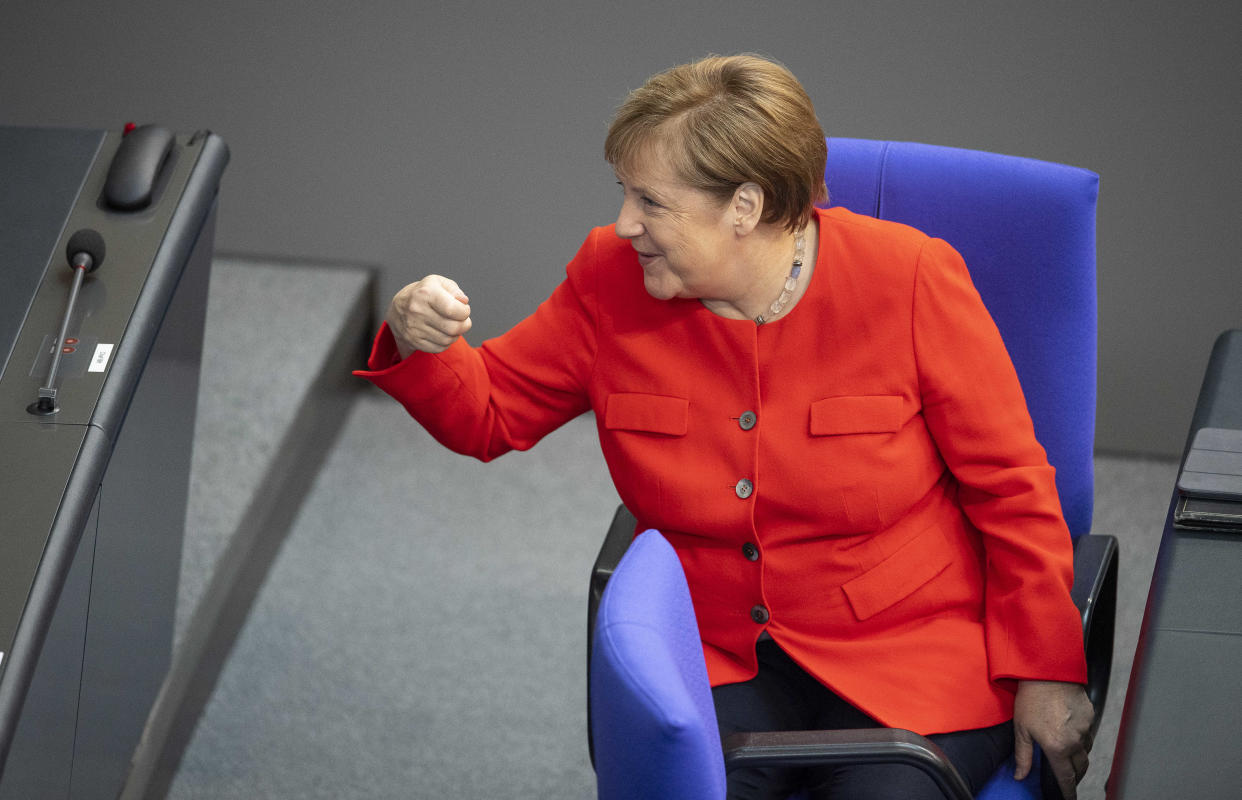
top-left (165, 390), bottom-right (1176, 799)
top-left (170, 396), bottom-right (616, 799)
top-left (175, 256), bottom-right (372, 652)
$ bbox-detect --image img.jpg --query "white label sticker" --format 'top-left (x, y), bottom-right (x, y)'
top-left (89, 343), bottom-right (114, 373)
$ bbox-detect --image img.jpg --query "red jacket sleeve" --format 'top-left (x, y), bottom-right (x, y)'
top-left (353, 229), bottom-right (602, 461)
top-left (912, 237), bottom-right (1087, 685)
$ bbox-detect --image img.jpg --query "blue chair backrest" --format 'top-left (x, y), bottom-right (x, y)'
top-left (590, 530), bottom-right (727, 799)
top-left (823, 138), bottom-right (1099, 537)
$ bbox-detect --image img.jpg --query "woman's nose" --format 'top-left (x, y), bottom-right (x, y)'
top-left (614, 199), bottom-right (643, 239)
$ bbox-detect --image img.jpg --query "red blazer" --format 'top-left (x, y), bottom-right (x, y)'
top-left (356, 206), bottom-right (1087, 735)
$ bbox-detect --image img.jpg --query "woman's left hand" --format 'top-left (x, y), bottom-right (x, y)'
top-left (1012, 679), bottom-right (1094, 799)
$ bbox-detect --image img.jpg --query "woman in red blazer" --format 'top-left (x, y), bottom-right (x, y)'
top-left (357, 55), bottom-right (1093, 799)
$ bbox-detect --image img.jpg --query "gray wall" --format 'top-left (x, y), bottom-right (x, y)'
top-left (3, 2), bottom-right (1239, 457)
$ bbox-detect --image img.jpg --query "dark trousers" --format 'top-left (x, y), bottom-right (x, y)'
top-left (713, 639), bottom-right (1013, 800)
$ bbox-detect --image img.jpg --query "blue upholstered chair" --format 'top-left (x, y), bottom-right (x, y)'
top-left (587, 139), bottom-right (1118, 799)
top-left (593, 529), bottom-right (987, 800)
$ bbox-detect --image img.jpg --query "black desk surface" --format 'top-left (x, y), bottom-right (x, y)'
top-left (1108, 330), bottom-right (1242, 798)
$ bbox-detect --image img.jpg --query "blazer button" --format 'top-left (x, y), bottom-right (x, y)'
top-left (735, 479), bottom-right (754, 499)
top-left (738, 410), bottom-right (757, 431)
top-left (750, 605), bottom-right (770, 624)
top-left (742, 542), bottom-right (759, 561)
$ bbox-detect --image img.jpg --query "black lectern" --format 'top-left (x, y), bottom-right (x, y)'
top-left (0, 125), bottom-right (228, 797)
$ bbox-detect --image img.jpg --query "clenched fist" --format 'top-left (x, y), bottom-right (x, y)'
top-left (385, 275), bottom-right (472, 358)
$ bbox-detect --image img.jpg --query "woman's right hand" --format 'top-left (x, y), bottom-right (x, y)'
top-left (384, 275), bottom-right (473, 358)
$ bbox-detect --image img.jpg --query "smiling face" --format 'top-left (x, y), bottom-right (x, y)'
top-left (613, 142), bottom-right (741, 303)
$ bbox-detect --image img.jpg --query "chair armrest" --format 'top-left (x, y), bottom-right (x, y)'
top-left (1070, 533), bottom-right (1119, 729)
top-left (723, 728), bottom-right (973, 800)
top-left (586, 504), bottom-right (638, 768)
top-left (589, 506), bottom-right (638, 626)
top-left (588, 505), bottom-right (638, 668)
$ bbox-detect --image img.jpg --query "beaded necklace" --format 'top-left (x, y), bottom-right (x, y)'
top-left (753, 228), bottom-right (806, 325)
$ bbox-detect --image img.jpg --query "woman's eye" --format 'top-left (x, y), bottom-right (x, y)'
top-left (616, 181), bottom-right (662, 211)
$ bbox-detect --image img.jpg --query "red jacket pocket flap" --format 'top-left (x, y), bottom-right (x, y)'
top-left (843, 526), bottom-right (953, 621)
top-left (604, 393), bottom-right (689, 436)
top-left (810, 395), bottom-right (903, 436)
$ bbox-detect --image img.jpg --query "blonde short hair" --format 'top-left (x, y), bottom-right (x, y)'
top-left (604, 54), bottom-right (827, 232)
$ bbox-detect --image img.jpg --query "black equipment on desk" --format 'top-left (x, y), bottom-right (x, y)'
top-left (0, 123), bottom-right (228, 797)
top-left (1174, 426), bottom-right (1242, 531)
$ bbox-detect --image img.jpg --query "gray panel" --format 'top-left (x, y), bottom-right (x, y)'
top-left (0, 496), bottom-right (96, 799)
top-left (0, 127), bottom-right (103, 380)
top-left (0, 423), bottom-right (89, 657)
top-left (1110, 630), bottom-right (1240, 798)
top-left (1148, 533), bottom-right (1242, 634)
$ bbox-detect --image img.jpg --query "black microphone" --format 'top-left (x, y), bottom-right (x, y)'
top-left (66, 228), bottom-right (106, 272)
top-left (27, 229), bottom-right (109, 414)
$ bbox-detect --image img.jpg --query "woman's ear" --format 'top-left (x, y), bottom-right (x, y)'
top-left (731, 182), bottom-right (764, 234)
